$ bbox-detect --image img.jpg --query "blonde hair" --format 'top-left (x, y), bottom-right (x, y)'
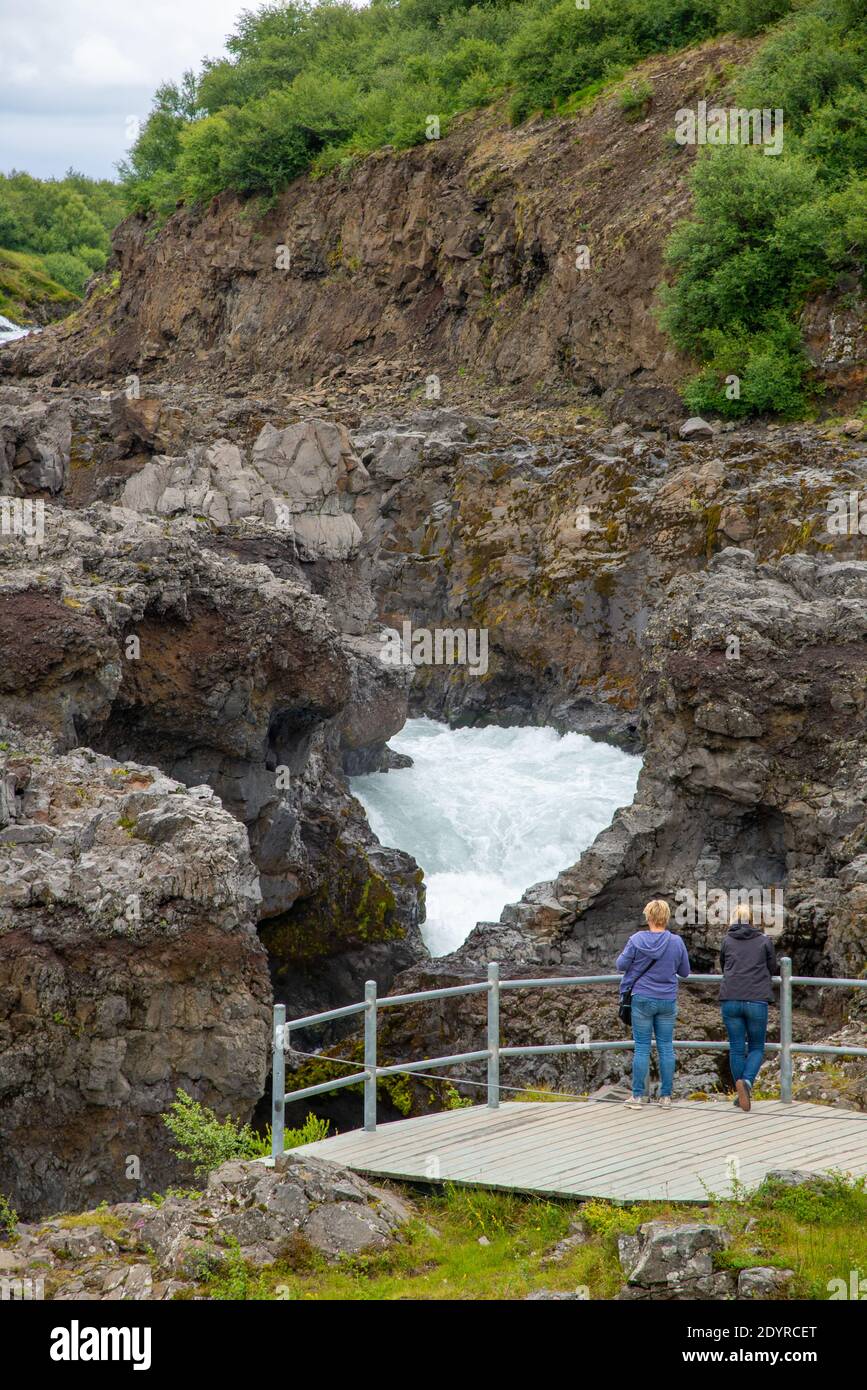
top-left (730, 903), bottom-right (755, 926)
top-left (643, 899), bottom-right (671, 929)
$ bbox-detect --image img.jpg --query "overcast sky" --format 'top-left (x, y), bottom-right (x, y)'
top-left (0, 0), bottom-right (258, 181)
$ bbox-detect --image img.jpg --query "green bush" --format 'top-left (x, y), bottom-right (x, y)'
top-left (737, 12), bottom-right (864, 125)
top-left (161, 1088), bottom-right (329, 1177)
top-left (661, 0), bottom-right (866, 418)
top-left (717, 0), bottom-right (793, 38)
top-left (122, 0), bottom-right (725, 207)
top-left (0, 1192), bottom-right (17, 1241)
top-left (162, 1089), bottom-right (263, 1176)
top-left (661, 148), bottom-right (833, 346)
top-left (799, 89), bottom-right (867, 184)
top-left (618, 77), bottom-right (654, 120)
top-left (753, 1172), bottom-right (867, 1225)
top-left (41, 251), bottom-right (94, 296)
top-left (682, 317), bottom-right (810, 418)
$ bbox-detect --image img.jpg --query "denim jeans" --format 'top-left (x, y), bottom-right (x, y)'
top-left (631, 995), bottom-right (677, 1099)
top-left (722, 999), bottom-right (769, 1087)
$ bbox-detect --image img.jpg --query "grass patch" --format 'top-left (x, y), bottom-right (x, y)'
top-left (48, 1206), bottom-right (127, 1243)
top-left (185, 1171), bottom-right (867, 1301)
top-left (0, 247), bottom-right (78, 324)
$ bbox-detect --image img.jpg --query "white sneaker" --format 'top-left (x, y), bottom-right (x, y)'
top-left (658, 1096), bottom-right (672, 1110)
top-left (624, 1097), bottom-right (644, 1109)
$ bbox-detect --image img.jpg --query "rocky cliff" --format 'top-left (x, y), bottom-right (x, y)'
top-left (3, 35), bottom-right (863, 416)
top-left (0, 738), bottom-right (271, 1216)
top-left (1, 22), bottom-right (866, 1209)
top-left (442, 547), bottom-right (867, 984)
top-left (0, 386), bottom-right (428, 1214)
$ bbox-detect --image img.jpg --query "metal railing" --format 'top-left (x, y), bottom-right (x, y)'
top-left (270, 957), bottom-right (867, 1154)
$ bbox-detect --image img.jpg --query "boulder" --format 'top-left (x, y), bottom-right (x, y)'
top-left (0, 400), bottom-right (71, 495)
top-left (737, 1266), bottom-right (795, 1299)
top-left (616, 1220), bottom-right (735, 1300)
top-left (137, 1154), bottom-right (406, 1272)
top-left (678, 417), bottom-right (714, 440)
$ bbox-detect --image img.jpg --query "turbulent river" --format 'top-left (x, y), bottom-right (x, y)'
top-left (351, 718), bottom-right (642, 956)
top-left (0, 316), bottom-right (30, 345)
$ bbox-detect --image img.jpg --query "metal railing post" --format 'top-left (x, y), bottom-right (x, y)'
top-left (271, 1004), bottom-right (285, 1159)
top-left (487, 961), bottom-right (500, 1109)
top-left (363, 980), bottom-right (377, 1132)
top-left (780, 956), bottom-right (793, 1103)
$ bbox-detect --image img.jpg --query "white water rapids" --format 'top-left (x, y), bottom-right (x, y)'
top-left (0, 316), bottom-right (31, 345)
top-left (351, 718), bottom-right (642, 957)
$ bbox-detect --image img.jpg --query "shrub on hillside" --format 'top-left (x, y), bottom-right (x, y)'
top-left (162, 1089), bottom-right (329, 1177)
top-left (717, 0), bottom-right (793, 38)
top-left (41, 250), bottom-right (96, 296)
top-left (661, 0), bottom-right (866, 417)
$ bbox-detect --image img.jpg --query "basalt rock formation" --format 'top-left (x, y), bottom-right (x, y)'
top-left (360, 408), bottom-right (867, 745)
top-left (0, 390), bottom-right (428, 1213)
top-left (2, 274), bottom-right (866, 1201)
top-left (445, 548), bottom-right (867, 989)
top-left (0, 737), bottom-right (271, 1217)
top-left (373, 536), bottom-right (867, 1108)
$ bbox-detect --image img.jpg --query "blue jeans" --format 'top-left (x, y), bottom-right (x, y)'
top-left (631, 995), bottom-right (677, 1099)
top-left (722, 1000), bottom-right (768, 1087)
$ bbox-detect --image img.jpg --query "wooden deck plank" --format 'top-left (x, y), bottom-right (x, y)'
top-left (312, 1104), bottom-right (867, 1174)
top-left (515, 1136), bottom-right (867, 1196)
top-left (509, 1115), bottom-right (857, 1183)
top-left (409, 1106), bottom-right (844, 1186)
top-left (300, 1099), bottom-right (867, 1201)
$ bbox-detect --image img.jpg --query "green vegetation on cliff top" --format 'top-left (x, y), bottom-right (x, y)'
top-left (661, 0), bottom-right (867, 418)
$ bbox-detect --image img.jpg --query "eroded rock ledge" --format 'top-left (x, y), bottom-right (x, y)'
top-left (446, 548), bottom-right (867, 983)
top-left (0, 402), bottom-right (428, 1214)
top-left (0, 739), bottom-right (271, 1216)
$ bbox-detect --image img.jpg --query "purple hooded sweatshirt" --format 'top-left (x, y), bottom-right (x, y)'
top-left (617, 928), bottom-right (691, 1001)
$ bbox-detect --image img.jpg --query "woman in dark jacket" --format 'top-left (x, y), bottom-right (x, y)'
top-left (720, 904), bottom-right (777, 1112)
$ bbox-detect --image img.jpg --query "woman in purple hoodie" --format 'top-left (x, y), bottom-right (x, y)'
top-left (617, 899), bottom-right (691, 1110)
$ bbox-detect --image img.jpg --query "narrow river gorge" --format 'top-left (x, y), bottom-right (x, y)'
top-left (1, 372), bottom-right (865, 1216)
top-left (352, 718), bottom-right (642, 957)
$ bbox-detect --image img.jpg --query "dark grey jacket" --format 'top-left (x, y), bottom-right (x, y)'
top-left (719, 925), bottom-right (777, 1003)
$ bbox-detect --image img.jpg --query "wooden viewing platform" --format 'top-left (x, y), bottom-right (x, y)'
top-left (300, 1098), bottom-right (867, 1202)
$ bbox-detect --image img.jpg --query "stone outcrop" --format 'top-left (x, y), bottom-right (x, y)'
top-left (360, 410), bottom-right (867, 745)
top-left (141, 1153), bottom-right (407, 1272)
top-left (444, 548), bottom-right (867, 985)
top-left (616, 1221), bottom-right (735, 1300)
top-left (0, 738), bottom-right (271, 1217)
top-left (0, 399), bottom-right (71, 496)
top-left (1, 1153), bottom-right (409, 1298)
top-left (0, 412), bottom-right (427, 1214)
top-left (120, 419), bottom-right (371, 562)
top-left (737, 1266), bottom-right (795, 1299)
top-left (0, 496), bottom-right (423, 955)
